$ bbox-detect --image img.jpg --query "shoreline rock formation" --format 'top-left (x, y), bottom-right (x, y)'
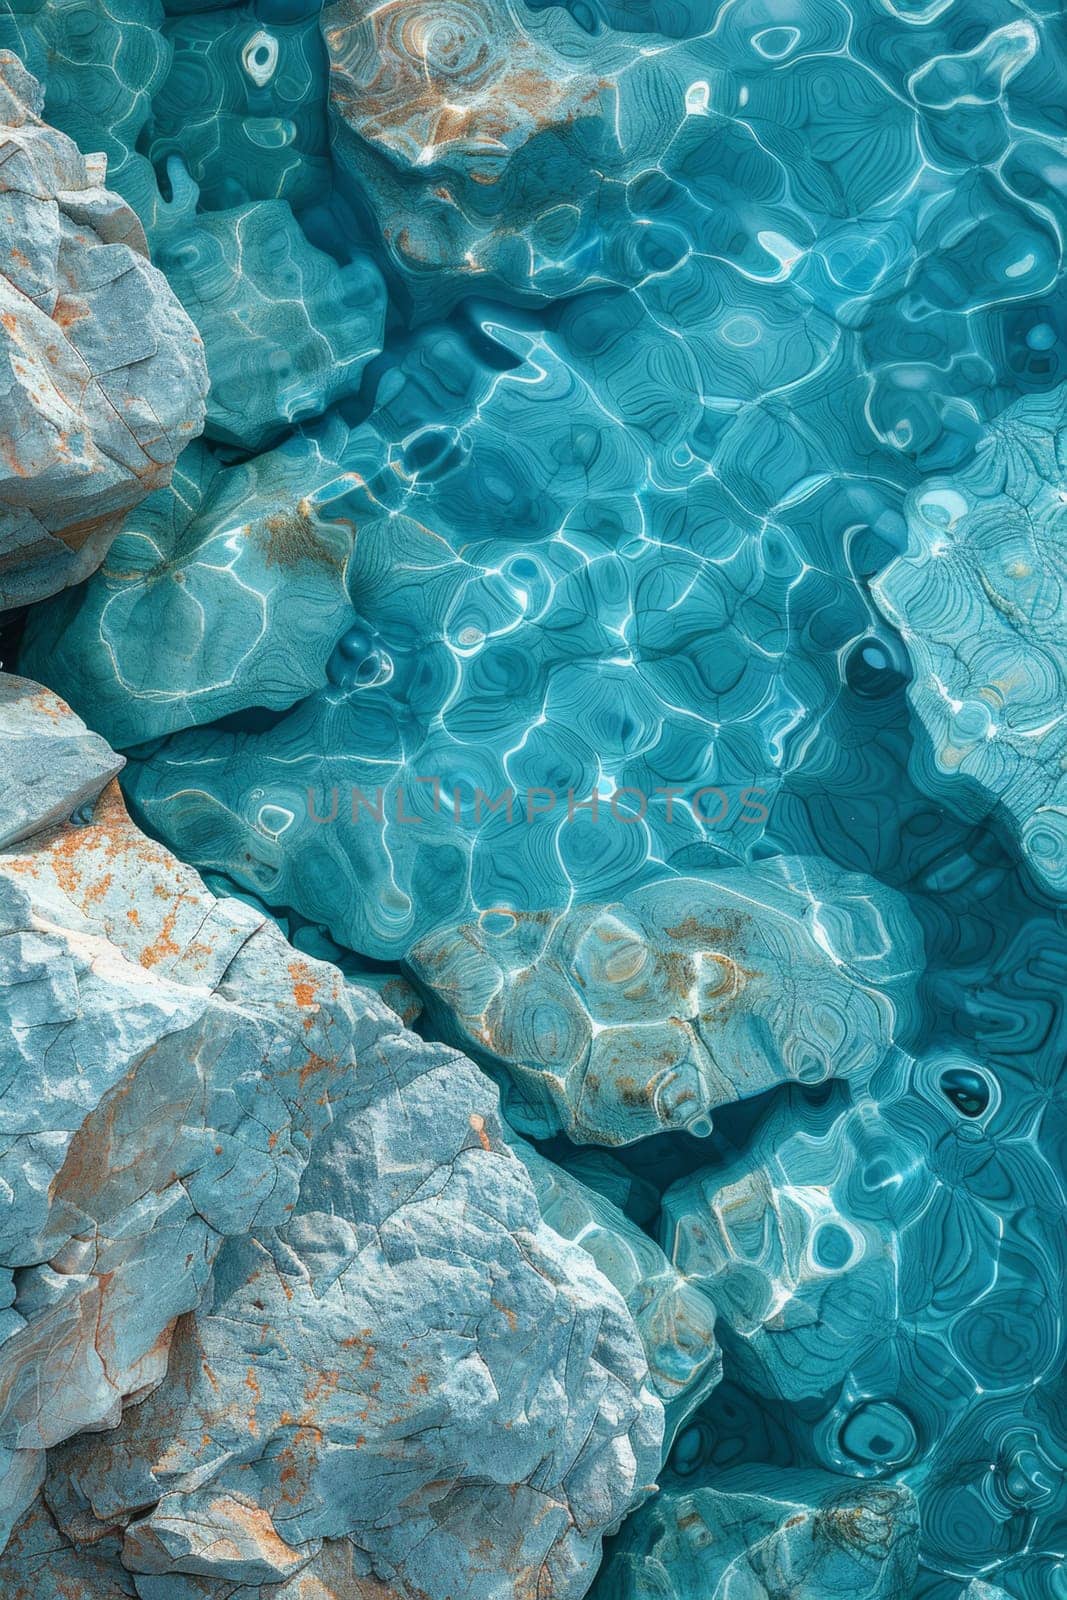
top-left (0, 4), bottom-right (1065, 1599)
top-left (0, 671), bottom-right (673, 1592)
top-left (0, 52), bottom-right (207, 610)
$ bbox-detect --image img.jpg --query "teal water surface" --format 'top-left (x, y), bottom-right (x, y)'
top-left (8, 0), bottom-right (1067, 1593)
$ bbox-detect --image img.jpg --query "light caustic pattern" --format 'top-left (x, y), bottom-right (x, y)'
top-left (5, 0), bottom-right (1067, 1595)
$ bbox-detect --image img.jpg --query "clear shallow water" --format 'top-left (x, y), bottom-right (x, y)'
top-left (7, 0), bottom-right (1067, 1593)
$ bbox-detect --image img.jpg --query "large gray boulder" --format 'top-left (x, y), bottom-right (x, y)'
top-left (0, 51), bottom-right (207, 609)
top-left (0, 674), bottom-right (662, 1594)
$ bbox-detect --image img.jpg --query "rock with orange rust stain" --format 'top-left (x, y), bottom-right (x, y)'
top-left (321, 0), bottom-right (616, 311)
top-left (0, 1492), bottom-right (441, 1598)
top-left (0, 674), bottom-right (662, 1587)
top-left (408, 861), bottom-right (923, 1144)
top-left (0, 1494), bottom-right (134, 1599)
top-left (41, 1034), bottom-right (661, 1597)
top-left (0, 51), bottom-right (207, 610)
top-left (122, 1490), bottom-right (313, 1584)
top-left (0, 673), bottom-right (122, 849)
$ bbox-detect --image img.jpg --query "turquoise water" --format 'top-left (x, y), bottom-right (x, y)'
top-left (8, 0), bottom-right (1067, 1592)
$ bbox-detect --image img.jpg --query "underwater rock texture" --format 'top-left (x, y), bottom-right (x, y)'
top-left (150, 175), bottom-right (386, 450)
top-left (514, 1141), bottom-right (722, 1445)
top-left (322, 0), bottom-right (613, 309)
top-left (408, 861), bottom-right (922, 1141)
top-left (143, 4), bottom-right (333, 216)
top-left (598, 1468), bottom-right (921, 1600)
top-left (2, 0), bottom-right (1067, 1598)
top-left (24, 425), bottom-right (365, 743)
top-left (0, 52), bottom-right (207, 609)
top-left (873, 385), bottom-right (1067, 898)
top-left (663, 1068), bottom-right (1066, 1459)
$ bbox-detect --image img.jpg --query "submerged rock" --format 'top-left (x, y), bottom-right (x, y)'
top-left (515, 1142), bottom-right (722, 1445)
top-left (597, 1468), bottom-right (920, 1600)
top-left (874, 383), bottom-right (1067, 897)
top-left (0, 52), bottom-right (207, 609)
top-left (21, 423), bottom-right (365, 745)
top-left (150, 167), bottom-right (386, 450)
top-left (144, 4), bottom-right (333, 216)
top-left (409, 859), bottom-right (922, 1143)
top-left (322, 0), bottom-right (612, 310)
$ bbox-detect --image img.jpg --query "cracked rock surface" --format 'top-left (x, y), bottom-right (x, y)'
top-left (0, 52), bottom-right (207, 610)
top-left (0, 672), bottom-right (663, 1595)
